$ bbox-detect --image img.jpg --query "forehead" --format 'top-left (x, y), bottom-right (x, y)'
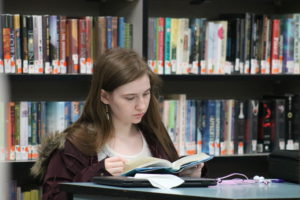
top-left (113, 74), bottom-right (151, 94)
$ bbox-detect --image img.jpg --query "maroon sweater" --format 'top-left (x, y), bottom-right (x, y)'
top-left (42, 138), bottom-right (170, 200)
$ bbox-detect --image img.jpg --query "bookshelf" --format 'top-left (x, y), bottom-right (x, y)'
top-left (2, 0), bottom-right (300, 197)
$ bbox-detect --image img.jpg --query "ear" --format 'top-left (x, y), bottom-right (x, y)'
top-left (100, 89), bottom-right (110, 104)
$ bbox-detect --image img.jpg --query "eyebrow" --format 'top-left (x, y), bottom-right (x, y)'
top-left (122, 88), bottom-right (151, 96)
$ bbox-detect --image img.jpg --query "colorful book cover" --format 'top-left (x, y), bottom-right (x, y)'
top-left (21, 15), bottom-right (29, 73)
top-left (0, 15), bottom-right (4, 73)
top-left (85, 16), bottom-right (93, 74)
top-left (282, 18), bottom-right (295, 74)
top-left (78, 18), bottom-right (87, 74)
top-left (164, 17), bottom-right (171, 74)
top-left (49, 15), bottom-right (59, 74)
top-left (157, 17), bottom-right (165, 75)
top-left (59, 16), bottom-right (67, 74)
top-left (111, 16), bottom-right (118, 49)
top-left (3, 14), bottom-right (12, 73)
top-left (13, 14), bottom-right (22, 74)
top-left (42, 15), bottom-right (50, 74)
top-left (27, 15), bottom-right (34, 74)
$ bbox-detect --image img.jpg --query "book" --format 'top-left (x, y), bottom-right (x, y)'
top-left (122, 152), bottom-right (213, 176)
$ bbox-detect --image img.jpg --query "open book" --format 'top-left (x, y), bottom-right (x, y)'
top-left (122, 152), bottom-right (213, 176)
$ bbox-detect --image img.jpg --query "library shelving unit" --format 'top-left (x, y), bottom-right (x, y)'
top-left (1, 0), bottom-right (300, 191)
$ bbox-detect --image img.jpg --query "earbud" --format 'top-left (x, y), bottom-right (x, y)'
top-left (253, 175), bottom-right (270, 184)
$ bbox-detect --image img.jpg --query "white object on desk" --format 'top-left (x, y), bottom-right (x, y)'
top-left (134, 173), bottom-right (184, 189)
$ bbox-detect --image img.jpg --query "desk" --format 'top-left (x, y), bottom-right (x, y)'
top-left (60, 181), bottom-right (300, 200)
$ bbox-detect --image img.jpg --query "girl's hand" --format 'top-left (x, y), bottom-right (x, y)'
top-left (178, 163), bottom-right (204, 178)
top-left (104, 156), bottom-right (127, 176)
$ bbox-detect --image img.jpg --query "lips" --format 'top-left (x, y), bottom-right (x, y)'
top-left (134, 113), bottom-right (144, 117)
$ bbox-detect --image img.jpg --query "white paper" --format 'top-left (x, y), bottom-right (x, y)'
top-left (134, 173), bottom-right (184, 189)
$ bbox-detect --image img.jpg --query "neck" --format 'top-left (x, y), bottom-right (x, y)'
top-left (112, 119), bottom-right (137, 138)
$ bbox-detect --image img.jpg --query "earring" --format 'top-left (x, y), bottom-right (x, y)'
top-left (105, 104), bottom-right (110, 120)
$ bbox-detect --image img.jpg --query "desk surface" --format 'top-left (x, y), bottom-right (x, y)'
top-left (60, 181), bottom-right (300, 200)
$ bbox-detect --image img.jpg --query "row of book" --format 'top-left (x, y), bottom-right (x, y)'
top-left (160, 94), bottom-right (300, 156)
top-left (148, 14), bottom-right (300, 75)
top-left (0, 101), bottom-right (84, 161)
top-left (1, 94), bottom-right (299, 161)
top-left (10, 180), bottom-right (41, 200)
top-left (0, 14), bottom-right (133, 74)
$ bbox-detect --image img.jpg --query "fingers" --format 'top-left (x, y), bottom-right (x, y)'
top-left (179, 163), bottom-right (204, 178)
top-left (105, 157), bottom-right (127, 176)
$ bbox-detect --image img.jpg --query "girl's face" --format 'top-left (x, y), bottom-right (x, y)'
top-left (101, 74), bottom-right (151, 125)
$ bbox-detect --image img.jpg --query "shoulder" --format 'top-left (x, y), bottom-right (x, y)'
top-left (31, 131), bottom-right (67, 178)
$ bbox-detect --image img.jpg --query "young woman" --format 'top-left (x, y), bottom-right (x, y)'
top-left (31, 48), bottom-right (206, 200)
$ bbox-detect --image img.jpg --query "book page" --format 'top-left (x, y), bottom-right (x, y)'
top-left (124, 157), bottom-right (172, 173)
top-left (171, 153), bottom-right (212, 170)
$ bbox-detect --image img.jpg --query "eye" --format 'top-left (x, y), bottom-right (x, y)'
top-left (125, 96), bottom-right (135, 101)
top-left (143, 91), bottom-right (151, 96)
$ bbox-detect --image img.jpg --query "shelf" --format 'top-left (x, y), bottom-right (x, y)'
top-left (7, 74), bottom-right (300, 101)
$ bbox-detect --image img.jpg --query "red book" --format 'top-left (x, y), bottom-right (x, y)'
top-left (271, 19), bottom-right (280, 74)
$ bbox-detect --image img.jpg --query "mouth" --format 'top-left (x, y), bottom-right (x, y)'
top-left (134, 113), bottom-right (144, 118)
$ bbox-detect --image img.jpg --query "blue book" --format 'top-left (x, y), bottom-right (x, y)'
top-left (118, 17), bottom-right (125, 47)
top-left (121, 152), bottom-right (213, 176)
top-left (106, 16), bottom-right (112, 49)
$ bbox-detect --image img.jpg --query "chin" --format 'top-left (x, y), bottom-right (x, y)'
top-left (132, 119), bottom-right (142, 124)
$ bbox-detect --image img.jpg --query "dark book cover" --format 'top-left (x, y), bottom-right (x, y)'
top-left (27, 15), bottom-right (34, 73)
top-left (21, 15), bottom-right (28, 73)
top-left (292, 94), bottom-right (300, 150)
top-left (244, 99), bottom-right (259, 154)
top-left (42, 15), bottom-right (50, 74)
top-left (272, 98), bottom-right (286, 150)
top-left (234, 100), bottom-right (246, 154)
top-left (258, 100), bottom-right (273, 153)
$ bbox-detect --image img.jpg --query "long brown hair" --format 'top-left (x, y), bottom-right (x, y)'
top-left (66, 48), bottom-right (179, 161)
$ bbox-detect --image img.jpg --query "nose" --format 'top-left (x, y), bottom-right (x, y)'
top-left (136, 96), bottom-right (147, 111)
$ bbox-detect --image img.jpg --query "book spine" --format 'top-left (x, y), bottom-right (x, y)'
top-left (282, 18), bottom-right (295, 74)
top-left (59, 16), bottom-right (67, 74)
top-left (0, 15), bottom-right (4, 73)
top-left (78, 18), bottom-right (87, 74)
top-left (285, 94), bottom-right (294, 149)
top-left (27, 16), bottom-right (34, 74)
top-left (271, 19), bottom-right (280, 74)
top-left (196, 100), bottom-right (203, 153)
top-left (8, 14), bottom-right (16, 73)
top-left (43, 15), bottom-right (50, 74)
top-left (234, 100), bottom-right (246, 155)
top-left (170, 18), bottom-right (178, 74)
top-left (118, 17), bottom-right (125, 48)
top-left (106, 16), bottom-right (112, 50)
top-left (273, 98), bottom-right (286, 150)
top-left (85, 16), bottom-right (93, 74)
top-left (157, 17), bottom-right (165, 75)
top-left (21, 15), bottom-right (28, 73)
top-left (294, 14), bottom-right (300, 74)
top-left (292, 95), bottom-right (300, 149)
top-left (111, 16), bottom-right (118, 49)
top-left (214, 100), bottom-right (221, 156)
top-left (50, 15), bottom-right (59, 74)
top-left (14, 14), bottom-right (22, 74)
top-left (164, 17), bottom-right (171, 75)
top-left (68, 19), bottom-right (79, 74)
top-left (3, 15), bottom-right (11, 73)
